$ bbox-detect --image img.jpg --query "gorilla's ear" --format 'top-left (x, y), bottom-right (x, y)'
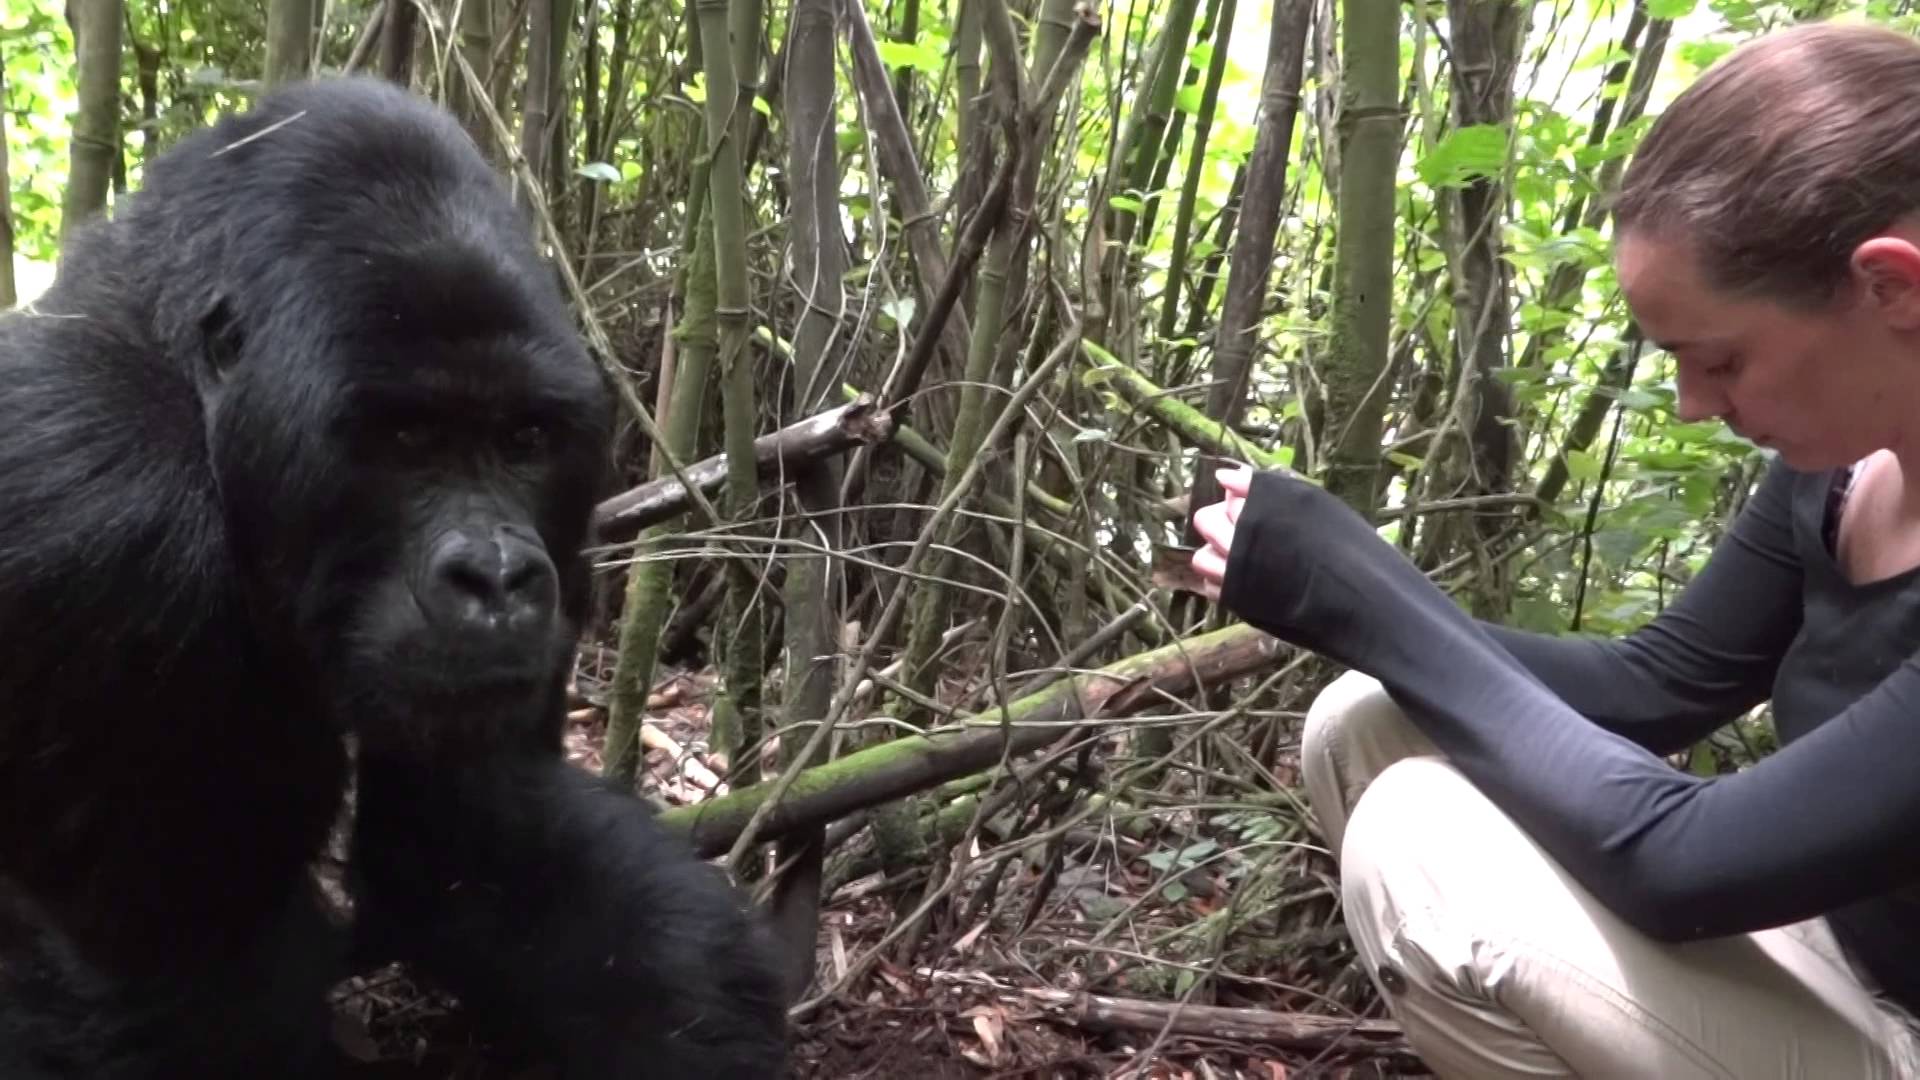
top-left (198, 298), bottom-right (244, 385)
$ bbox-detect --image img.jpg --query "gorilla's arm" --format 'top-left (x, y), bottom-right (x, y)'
top-left (0, 173), bottom-right (348, 1080)
top-left (349, 754), bottom-right (788, 1079)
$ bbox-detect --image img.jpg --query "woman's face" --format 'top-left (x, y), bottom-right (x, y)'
top-left (1615, 231), bottom-right (1920, 472)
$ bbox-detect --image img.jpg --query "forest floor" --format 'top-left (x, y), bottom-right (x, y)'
top-left (328, 664), bottom-right (1427, 1079)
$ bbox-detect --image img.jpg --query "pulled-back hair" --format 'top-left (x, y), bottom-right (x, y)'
top-left (1612, 22), bottom-right (1920, 306)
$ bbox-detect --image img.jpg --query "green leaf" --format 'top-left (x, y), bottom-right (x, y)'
top-left (1174, 84), bottom-right (1205, 116)
top-left (875, 40), bottom-right (943, 75)
top-left (1564, 449), bottom-right (1603, 482)
top-left (1613, 387), bottom-right (1666, 412)
top-left (1575, 44), bottom-right (1634, 71)
top-left (881, 296), bottom-right (916, 327)
top-left (574, 162), bottom-right (621, 183)
top-left (1666, 421), bottom-right (1722, 444)
top-left (1678, 40), bottom-right (1736, 71)
top-left (1416, 125), bottom-right (1508, 189)
top-left (1108, 193), bottom-right (1146, 215)
top-left (1631, 449), bottom-right (1705, 471)
top-left (1646, 0), bottom-right (1698, 18)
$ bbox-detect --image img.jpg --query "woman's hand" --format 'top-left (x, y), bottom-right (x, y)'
top-left (1190, 465), bottom-right (1253, 601)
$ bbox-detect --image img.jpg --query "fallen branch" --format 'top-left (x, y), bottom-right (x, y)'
top-left (592, 396), bottom-right (893, 542)
top-left (659, 622), bottom-right (1282, 856)
top-left (1082, 357), bottom-right (1288, 471)
top-left (1019, 987), bottom-right (1416, 1062)
top-left (640, 722), bottom-right (726, 794)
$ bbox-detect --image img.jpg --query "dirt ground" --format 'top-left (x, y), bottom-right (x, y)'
top-left (327, 667), bottom-right (1425, 1079)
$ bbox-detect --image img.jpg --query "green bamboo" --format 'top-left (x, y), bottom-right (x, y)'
top-left (695, 0), bottom-right (764, 768)
top-left (0, 54), bottom-right (15, 310)
top-left (264, 0), bottom-right (316, 85)
top-left (892, 0), bottom-right (922, 119)
top-left (1084, 356), bottom-right (1289, 470)
top-left (517, 0), bottom-right (555, 184)
top-left (449, 0), bottom-right (497, 158)
top-left (1155, 0), bottom-right (1235, 347)
top-left (1180, 0), bottom-right (1310, 509)
top-left (61, 0), bottom-right (121, 240)
top-left (603, 230), bottom-right (719, 784)
top-left (541, 0), bottom-right (575, 198)
top-left (1107, 0), bottom-right (1202, 256)
top-left (729, 0), bottom-right (761, 151)
top-left (954, 0), bottom-right (985, 263)
top-left (897, 0), bottom-right (1087, 717)
top-left (1137, 0), bottom-right (1222, 248)
top-left (1321, 0), bottom-right (1400, 511)
top-left (601, 80), bottom-right (716, 783)
top-left (660, 621), bottom-right (1282, 855)
top-left (766, 0), bottom-right (848, 1000)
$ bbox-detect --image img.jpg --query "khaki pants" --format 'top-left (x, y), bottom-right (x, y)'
top-left (1305, 670), bottom-right (1920, 1079)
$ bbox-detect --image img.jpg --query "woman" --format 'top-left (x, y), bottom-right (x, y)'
top-left (1190, 21), bottom-right (1920, 1079)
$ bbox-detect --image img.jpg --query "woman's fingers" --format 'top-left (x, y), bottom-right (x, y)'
top-left (1190, 540), bottom-right (1228, 587)
top-left (1187, 464), bottom-right (1265, 602)
top-left (1192, 500), bottom-right (1234, 554)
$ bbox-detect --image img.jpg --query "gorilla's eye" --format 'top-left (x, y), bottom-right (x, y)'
top-left (199, 299), bottom-right (244, 383)
top-left (509, 424), bottom-right (549, 456)
top-left (393, 425), bottom-right (433, 450)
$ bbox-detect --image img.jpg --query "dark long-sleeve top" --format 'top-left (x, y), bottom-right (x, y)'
top-left (1218, 458), bottom-right (1920, 1015)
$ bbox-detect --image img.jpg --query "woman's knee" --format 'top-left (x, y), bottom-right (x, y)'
top-left (1301, 670), bottom-right (1437, 851)
top-left (1339, 756), bottom-right (1486, 893)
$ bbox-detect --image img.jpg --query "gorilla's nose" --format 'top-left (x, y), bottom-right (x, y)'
top-left (421, 527), bottom-right (558, 643)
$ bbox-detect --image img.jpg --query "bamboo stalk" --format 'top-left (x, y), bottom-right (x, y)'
top-left (694, 0), bottom-right (765, 767)
top-left (664, 622), bottom-right (1282, 856)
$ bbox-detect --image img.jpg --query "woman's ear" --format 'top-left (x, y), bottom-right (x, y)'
top-left (1851, 235), bottom-right (1920, 331)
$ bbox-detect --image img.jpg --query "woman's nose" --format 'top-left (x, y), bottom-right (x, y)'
top-left (1673, 366), bottom-right (1728, 423)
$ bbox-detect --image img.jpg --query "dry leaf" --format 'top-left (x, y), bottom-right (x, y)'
top-left (1149, 544), bottom-right (1208, 594)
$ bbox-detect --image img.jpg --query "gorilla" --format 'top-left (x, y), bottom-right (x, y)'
top-left (0, 77), bottom-right (787, 1078)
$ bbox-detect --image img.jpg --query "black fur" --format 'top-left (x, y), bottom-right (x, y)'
top-left (0, 76), bottom-right (786, 1078)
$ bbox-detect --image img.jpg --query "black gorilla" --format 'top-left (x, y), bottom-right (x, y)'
top-left (0, 77), bottom-right (786, 1078)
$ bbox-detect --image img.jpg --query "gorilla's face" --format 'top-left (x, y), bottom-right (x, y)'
top-left (201, 246), bottom-right (614, 754)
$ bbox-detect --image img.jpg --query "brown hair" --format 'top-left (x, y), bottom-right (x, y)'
top-left (1612, 22), bottom-right (1920, 305)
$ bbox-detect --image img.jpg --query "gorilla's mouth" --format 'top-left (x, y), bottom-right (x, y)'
top-left (379, 656), bottom-right (558, 707)
top-left (347, 665), bottom-right (561, 758)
